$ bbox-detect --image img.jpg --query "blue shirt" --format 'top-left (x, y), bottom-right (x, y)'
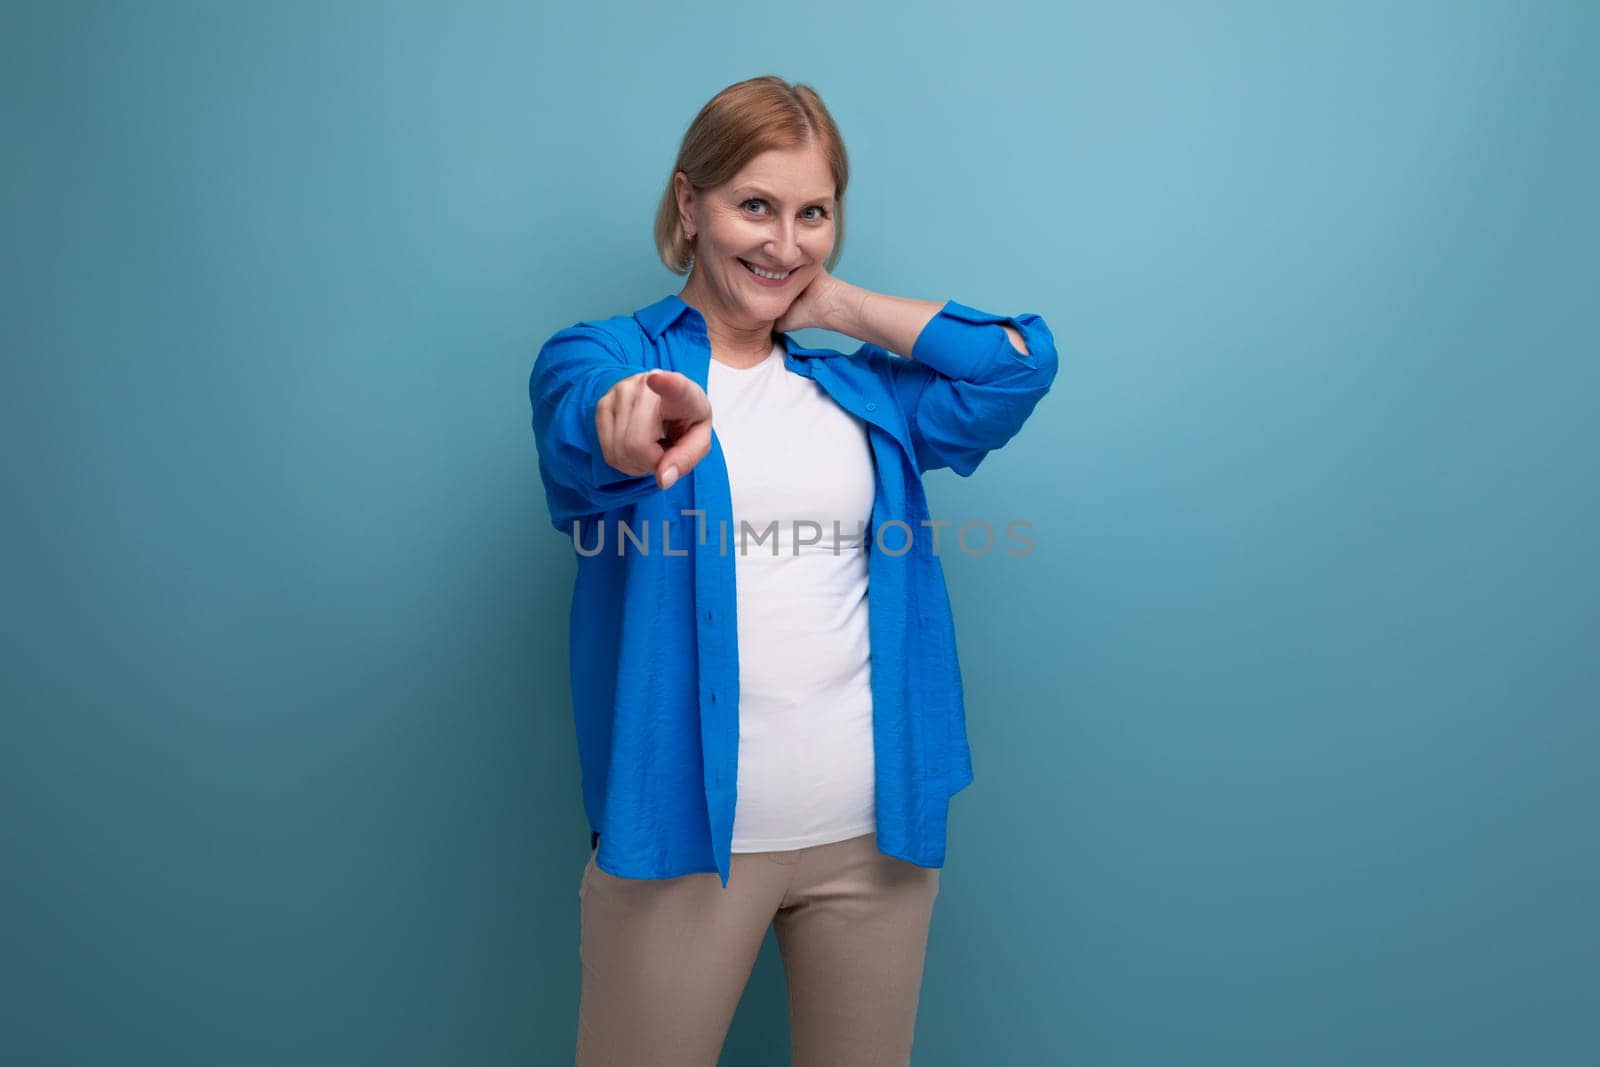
top-left (529, 292), bottom-right (1058, 887)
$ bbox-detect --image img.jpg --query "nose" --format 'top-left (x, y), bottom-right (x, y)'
top-left (764, 220), bottom-right (801, 268)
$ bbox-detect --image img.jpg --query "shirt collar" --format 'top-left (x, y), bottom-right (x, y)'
top-left (634, 293), bottom-right (836, 359)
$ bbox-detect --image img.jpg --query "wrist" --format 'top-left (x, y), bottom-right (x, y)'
top-left (821, 280), bottom-right (870, 336)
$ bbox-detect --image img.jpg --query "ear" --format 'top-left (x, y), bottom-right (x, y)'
top-left (674, 171), bottom-right (696, 234)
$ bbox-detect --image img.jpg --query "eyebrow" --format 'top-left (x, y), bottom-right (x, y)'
top-left (732, 185), bottom-right (834, 206)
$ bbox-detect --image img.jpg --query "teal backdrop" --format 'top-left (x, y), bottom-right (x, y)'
top-left (3, 1), bottom-right (1596, 1064)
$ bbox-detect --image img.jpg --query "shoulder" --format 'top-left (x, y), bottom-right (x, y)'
top-left (786, 335), bottom-right (906, 378)
top-left (792, 337), bottom-right (927, 417)
top-left (537, 310), bottom-right (649, 366)
top-left (837, 339), bottom-right (934, 395)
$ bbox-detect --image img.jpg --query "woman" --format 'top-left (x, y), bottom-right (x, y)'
top-left (529, 75), bottom-right (1058, 1066)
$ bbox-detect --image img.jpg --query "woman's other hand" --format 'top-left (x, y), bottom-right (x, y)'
top-left (773, 268), bottom-right (861, 334)
top-left (596, 370), bottom-right (712, 491)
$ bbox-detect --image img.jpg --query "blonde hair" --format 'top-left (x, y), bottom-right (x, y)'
top-left (653, 75), bottom-right (849, 276)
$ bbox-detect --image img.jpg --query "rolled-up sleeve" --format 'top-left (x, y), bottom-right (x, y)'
top-left (528, 324), bottom-right (662, 530)
top-left (884, 300), bottom-right (1060, 477)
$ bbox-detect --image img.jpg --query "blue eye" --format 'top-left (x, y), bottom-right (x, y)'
top-left (742, 198), bottom-right (830, 220)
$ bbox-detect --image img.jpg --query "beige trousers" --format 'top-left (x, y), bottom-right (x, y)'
top-left (575, 830), bottom-right (942, 1066)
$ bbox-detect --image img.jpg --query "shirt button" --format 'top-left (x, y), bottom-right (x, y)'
top-left (710, 691), bottom-right (718, 704)
top-left (865, 402), bottom-right (877, 411)
top-left (705, 610), bottom-right (713, 622)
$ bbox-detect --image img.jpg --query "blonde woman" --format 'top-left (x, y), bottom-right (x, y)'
top-left (529, 75), bottom-right (1059, 1066)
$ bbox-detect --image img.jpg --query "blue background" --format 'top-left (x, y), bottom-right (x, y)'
top-left (4, 1), bottom-right (1596, 1064)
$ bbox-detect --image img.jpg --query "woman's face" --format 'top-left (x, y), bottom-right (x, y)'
top-left (676, 143), bottom-right (836, 327)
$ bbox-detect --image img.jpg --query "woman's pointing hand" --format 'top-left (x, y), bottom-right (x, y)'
top-left (595, 370), bottom-right (712, 491)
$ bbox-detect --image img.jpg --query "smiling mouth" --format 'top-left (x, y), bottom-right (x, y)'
top-left (738, 258), bottom-right (794, 282)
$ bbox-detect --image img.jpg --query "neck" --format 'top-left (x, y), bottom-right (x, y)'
top-left (678, 276), bottom-right (778, 367)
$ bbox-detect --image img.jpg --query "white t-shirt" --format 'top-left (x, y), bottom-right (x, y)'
top-left (706, 340), bottom-right (878, 852)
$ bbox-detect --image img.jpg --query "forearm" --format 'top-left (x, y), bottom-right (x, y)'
top-left (824, 282), bottom-right (1027, 358)
top-left (822, 283), bottom-right (941, 359)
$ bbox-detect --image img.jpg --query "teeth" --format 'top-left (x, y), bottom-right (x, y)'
top-left (744, 260), bottom-right (789, 281)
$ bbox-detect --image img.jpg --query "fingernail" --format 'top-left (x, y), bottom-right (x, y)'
top-left (662, 465), bottom-right (679, 489)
